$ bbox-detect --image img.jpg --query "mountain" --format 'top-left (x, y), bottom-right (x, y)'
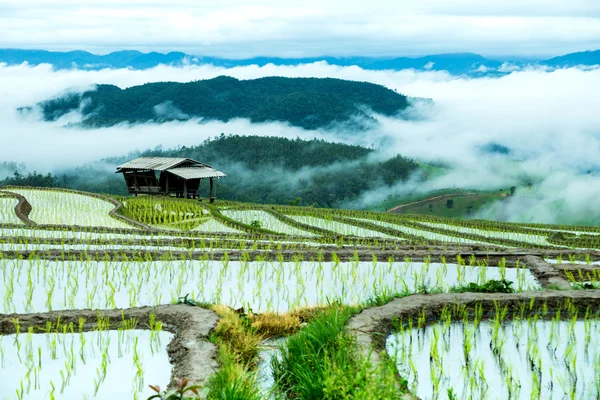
top-left (33, 76), bottom-right (410, 130)
top-left (0, 49), bottom-right (190, 69)
top-left (543, 50), bottom-right (600, 68)
top-left (3, 48), bottom-right (599, 75)
top-left (363, 53), bottom-right (504, 74)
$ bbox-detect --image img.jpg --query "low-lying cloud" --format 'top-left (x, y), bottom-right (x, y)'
top-left (0, 61), bottom-right (598, 224)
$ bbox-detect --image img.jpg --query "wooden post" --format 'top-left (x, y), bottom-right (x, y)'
top-left (143, 171), bottom-right (149, 191)
top-left (209, 177), bottom-right (215, 203)
top-left (165, 174), bottom-right (169, 195)
top-left (183, 179), bottom-right (188, 198)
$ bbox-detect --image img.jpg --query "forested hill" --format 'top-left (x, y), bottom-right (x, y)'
top-left (156, 135), bottom-right (372, 170)
top-left (35, 76), bottom-right (409, 130)
top-left (1, 135), bottom-right (420, 207)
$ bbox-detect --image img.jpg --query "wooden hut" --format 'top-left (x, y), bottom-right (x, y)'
top-left (116, 157), bottom-right (226, 202)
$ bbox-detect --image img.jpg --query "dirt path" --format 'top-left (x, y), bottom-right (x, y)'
top-left (387, 192), bottom-right (479, 213)
top-left (1, 248), bottom-right (598, 263)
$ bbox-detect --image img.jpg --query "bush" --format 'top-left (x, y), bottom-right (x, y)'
top-left (451, 279), bottom-right (515, 294)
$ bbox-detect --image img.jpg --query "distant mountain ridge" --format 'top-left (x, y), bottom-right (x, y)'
top-left (2, 48), bottom-right (599, 75)
top-left (34, 76), bottom-right (409, 130)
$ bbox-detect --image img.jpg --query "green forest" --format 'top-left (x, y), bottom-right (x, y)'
top-left (35, 76), bottom-right (409, 130)
top-left (0, 135), bottom-right (420, 208)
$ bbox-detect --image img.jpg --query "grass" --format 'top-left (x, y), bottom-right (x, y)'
top-left (205, 305), bottom-right (262, 400)
top-left (271, 305), bottom-right (407, 399)
top-left (370, 187), bottom-right (491, 212)
top-left (205, 304), bottom-right (350, 399)
top-left (396, 193), bottom-right (505, 218)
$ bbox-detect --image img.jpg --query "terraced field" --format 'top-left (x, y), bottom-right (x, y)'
top-left (0, 186), bottom-right (599, 399)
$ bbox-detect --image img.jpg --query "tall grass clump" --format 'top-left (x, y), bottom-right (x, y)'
top-left (206, 305), bottom-right (261, 400)
top-left (272, 306), bottom-right (405, 399)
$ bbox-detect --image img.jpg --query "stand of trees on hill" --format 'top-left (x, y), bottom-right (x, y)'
top-left (35, 76), bottom-right (409, 130)
top-left (0, 135), bottom-right (420, 208)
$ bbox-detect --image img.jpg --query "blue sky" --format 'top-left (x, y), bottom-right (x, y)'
top-left (1, 0), bottom-right (599, 57)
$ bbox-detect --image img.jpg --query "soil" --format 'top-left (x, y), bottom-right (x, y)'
top-left (0, 247), bottom-right (598, 263)
top-left (556, 263), bottom-right (600, 281)
top-left (0, 190), bottom-right (34, 225)
top-left (523, 255), bottom-right (571, 289)
top-left (0, 304), bottom-right (220, 389)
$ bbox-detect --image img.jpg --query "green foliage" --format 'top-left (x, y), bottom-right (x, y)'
top-left (547, 231), bottom-right (600, 250)
top-left (176, 294), bottom-right (199, 307)
top-left (0, 170), bottom-right (63, 188)
top-left (185, 134), bottom-right (417, 207)
top-left (373, 189), bottom-right (504, 218)
top-left (205, 352), bottom-right (261, 400)
top-left (249, 220), bottom-right (262, 229)
top-left (363, 287), bottom-right (411, 307)
top-left (271, 306), bottom-right (405, 399)
top-left (119, 196), bottom-right (206, 229)
top-left (451, 279), bottom-right (515, 294)
top-left (146, 378), bottom-right (203, 400)
top-left (39, 76), bottom-right (409, 130)
top-left (572, 282), bottom-right (599, 290)
top-left (2, 135), bottom-right (419, 208)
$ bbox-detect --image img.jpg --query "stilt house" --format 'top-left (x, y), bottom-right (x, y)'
top-left (116, 157), bottom-right (226, 202)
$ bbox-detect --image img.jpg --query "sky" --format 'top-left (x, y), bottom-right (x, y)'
top-left (1, 0), bottom-right (600, 57)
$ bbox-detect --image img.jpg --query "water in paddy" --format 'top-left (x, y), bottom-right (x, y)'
top-left (0, 329), bottom-right (173, 400)
top-left (1, 259), bottom-right (539, 313)
top-left (387, 318), bottom-right (600, 399)
top-left (256, 338), bottom-right (286, 399)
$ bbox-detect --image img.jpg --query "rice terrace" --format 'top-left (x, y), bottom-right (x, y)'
top-left (0, 181), bottom-right (599, 399)
top-left (2, 5), bottom-right (600, 397)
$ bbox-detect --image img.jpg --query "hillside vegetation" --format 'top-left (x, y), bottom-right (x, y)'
top-left (0, 135), bottom-right (420, 208)
top-left (35, 76), bottom-right (409, 130)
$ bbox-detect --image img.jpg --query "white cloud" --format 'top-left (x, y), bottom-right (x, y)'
top-left (0, 61), bottom-right (598, 223)
top-left (1, 1), bottom-right (599, 57)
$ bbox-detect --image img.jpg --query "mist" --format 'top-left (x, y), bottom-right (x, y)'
top-left (0, 62), bottom-right (598, 224)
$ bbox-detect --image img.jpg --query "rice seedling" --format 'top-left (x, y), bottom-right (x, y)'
top-left (0, 187), bottom-right (597, 399)
top-left (0, 194), bottom-right (22, 224)
top-left (0, 256), bottom-right (539, 314)
top-left (0, 329), bottom-right (173, 399)
top-left (387, 303), bottom-right (600, 399)
top-left (6, 189), bottom-right (132, 228)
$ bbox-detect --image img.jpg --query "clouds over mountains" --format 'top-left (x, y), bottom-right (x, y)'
top-left (1, 60), bottom-right (599, 223)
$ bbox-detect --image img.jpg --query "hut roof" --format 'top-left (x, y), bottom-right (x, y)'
top-left (116, 157), bottom-right (226, 179)
top-left (167, 167), bottom-right (226, 180)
